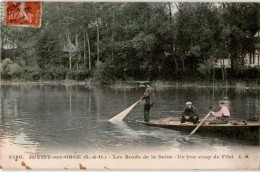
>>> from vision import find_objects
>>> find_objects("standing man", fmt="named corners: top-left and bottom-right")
top-left (140, 83), bottom-right (154, 122)
top-left (181, 102), bottom-right (199, 124)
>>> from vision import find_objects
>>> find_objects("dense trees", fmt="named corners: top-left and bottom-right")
top-left (1, 2), bottom-right (259, 83)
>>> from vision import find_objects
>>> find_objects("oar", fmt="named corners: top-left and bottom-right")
top-left (188, 107), bottom-right (212, 137)
top-left (161, 111), bottom-right (183, 113)
top-left (108, 100), bottom-right (140, 124)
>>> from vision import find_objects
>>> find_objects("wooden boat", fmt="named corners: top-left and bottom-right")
top-left (136, 117), bottom-right (260, 143)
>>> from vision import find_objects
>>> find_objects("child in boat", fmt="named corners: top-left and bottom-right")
top-left (209, 101), bottom-right (230, 124)
top-left (181, 102), bottom-right (199, 124)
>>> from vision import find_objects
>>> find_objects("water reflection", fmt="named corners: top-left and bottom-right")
top-left (0, 85), bottom-right (259, 152)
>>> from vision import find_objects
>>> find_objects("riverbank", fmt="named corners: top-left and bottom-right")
top-left (1, 79), bottom-right (260, 90)
top-left (151, 80), bottom-right (260, 90)
top-left (0, 80), bottom-right (93, 87)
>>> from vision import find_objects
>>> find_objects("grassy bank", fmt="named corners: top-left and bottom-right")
top-left (151, 80), bottom-right (260, 90)
top-left (1, 80), bottom-right (93, 87)
top-left (1, 79), bottom-right (259, 90)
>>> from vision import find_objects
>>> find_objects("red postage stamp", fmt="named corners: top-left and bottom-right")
top-left (5, 2), bottom-right (42, 28)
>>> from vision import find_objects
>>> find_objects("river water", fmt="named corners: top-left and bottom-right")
top-left (0, 85), bottom-right (259, 154)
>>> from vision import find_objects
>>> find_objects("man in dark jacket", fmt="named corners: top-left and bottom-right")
top-left (140, 84), bottom-right (154, 122)
top-left (181, 101), bottom-right (199, 124)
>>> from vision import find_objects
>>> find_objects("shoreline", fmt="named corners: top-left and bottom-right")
top-left (1, 80), bottom-right (260, 90)
top-left (0, 80), bottom-right (93, 87)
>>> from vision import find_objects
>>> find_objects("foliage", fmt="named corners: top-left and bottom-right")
top-left (93, 61), bottom-right (117, 84)
top-left (0, 2), bottom-right (259, 82)
top-left (66, 69), bottom-right (91, 81)
top-left (1, 58), bottom-right (22, 79)
top-left (22, 66), bottom-right (41, 81)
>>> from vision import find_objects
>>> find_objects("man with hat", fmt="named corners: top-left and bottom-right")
top-left (140, 83), bottom-right (154, 122)
top-left (181, 101), bottom-right (199, 124)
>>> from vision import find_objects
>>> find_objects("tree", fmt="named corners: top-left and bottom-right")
top-left (221, 3), bottom-right (259, 74)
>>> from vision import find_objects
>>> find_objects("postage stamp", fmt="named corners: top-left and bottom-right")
top-left (5, 2), bottom-right (42, 28)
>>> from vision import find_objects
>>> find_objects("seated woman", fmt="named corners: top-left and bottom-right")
top-left (181, 102), bottom-right (199, 124)
top-left (209, 101), bottom-right (230, 124)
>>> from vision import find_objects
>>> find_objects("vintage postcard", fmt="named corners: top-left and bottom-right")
top-left (0, 1), bottom-right (259, 170)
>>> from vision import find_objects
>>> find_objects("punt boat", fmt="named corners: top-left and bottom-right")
top-left (136, 117), bottom-right (260, 143)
